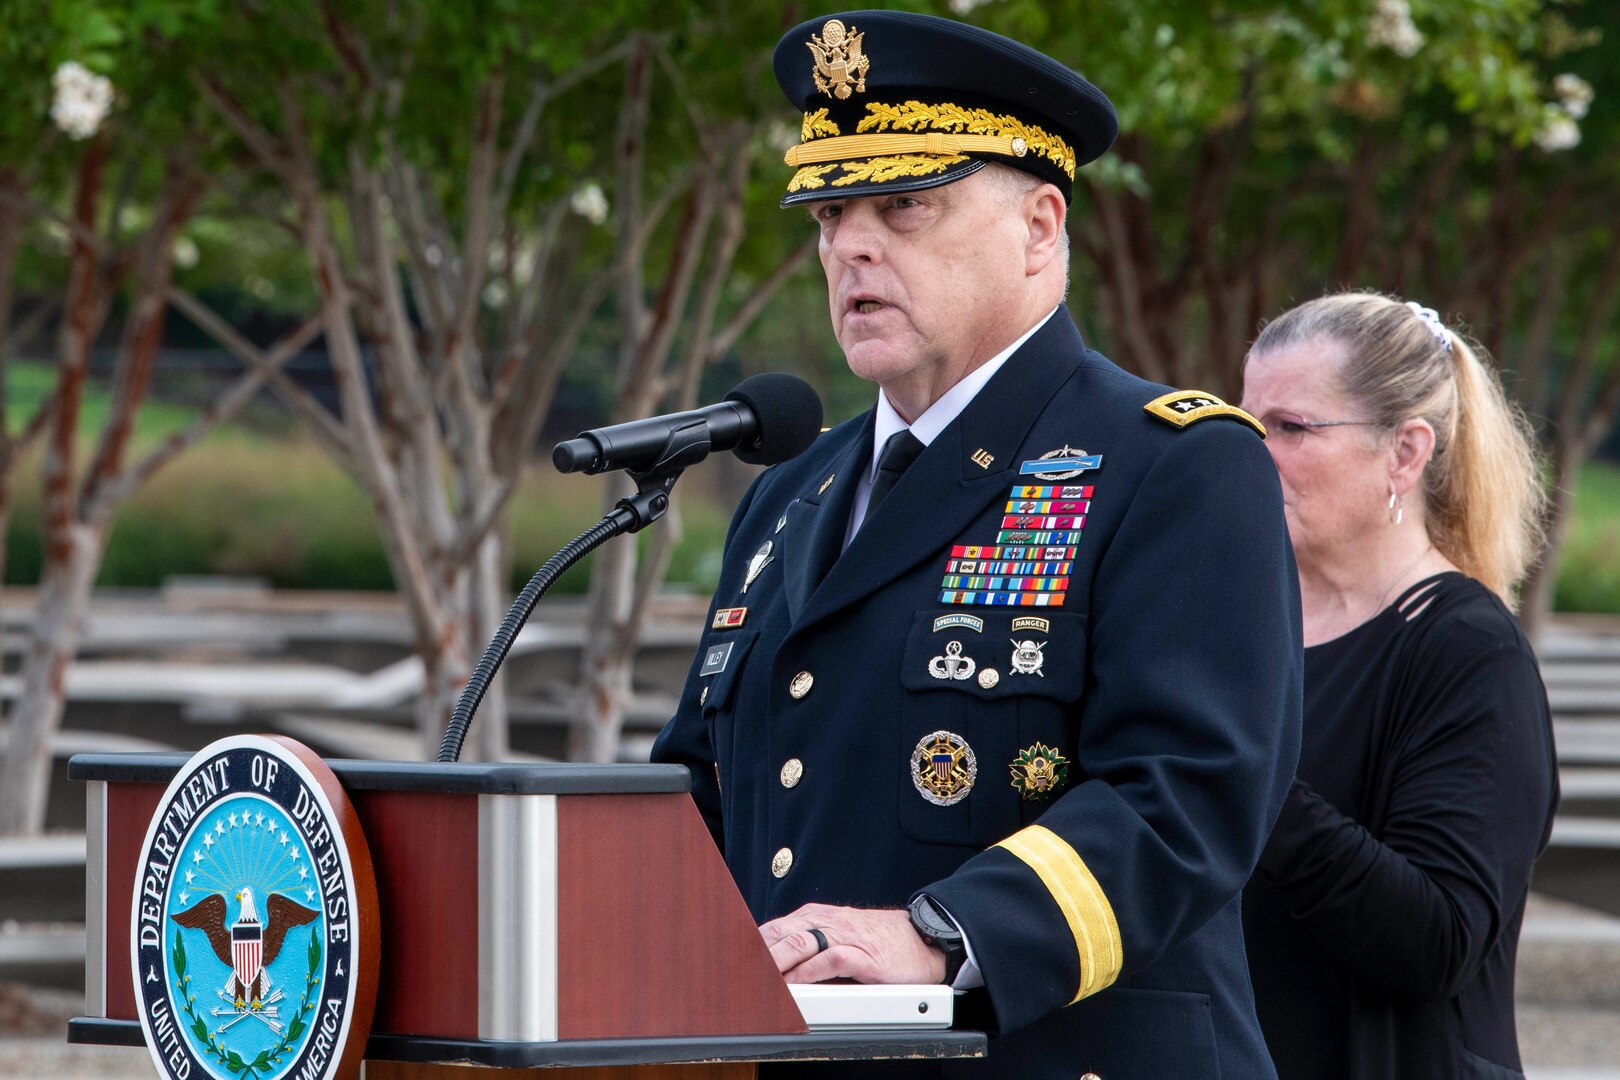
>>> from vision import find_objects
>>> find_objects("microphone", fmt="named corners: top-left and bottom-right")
top-left (552, 372), bottom-right (823, 475)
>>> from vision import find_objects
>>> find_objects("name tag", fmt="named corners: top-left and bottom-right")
top-left (700, 640), bottom-right (735, 677)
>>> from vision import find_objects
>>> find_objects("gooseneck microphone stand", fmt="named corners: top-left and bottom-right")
top-left (435, 423), bottom-right (715, 763)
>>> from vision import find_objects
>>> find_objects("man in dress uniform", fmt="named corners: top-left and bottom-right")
top-left (652, 10), bottom-right (1302, 1077)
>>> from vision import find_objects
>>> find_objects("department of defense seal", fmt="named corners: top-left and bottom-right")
top-left (131, 735), bottom-right (377, 1080)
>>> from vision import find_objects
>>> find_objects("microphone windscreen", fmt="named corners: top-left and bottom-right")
top-left (726, 372), bottom-right (824, 466)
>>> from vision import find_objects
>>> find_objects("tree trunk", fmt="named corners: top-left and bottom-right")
top-left (1519, 438), bottom-right (1582, 640)
top-left (0, 523), bottom-right (105, 833)
top-left (469, 524), bottom-right (510, 761)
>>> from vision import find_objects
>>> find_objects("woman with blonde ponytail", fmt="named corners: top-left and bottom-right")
top-left (1237, 292), bottom-right (1558, 1079)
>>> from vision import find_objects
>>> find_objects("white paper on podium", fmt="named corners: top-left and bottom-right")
top-left (788, 983), bottom-right (956, 1031)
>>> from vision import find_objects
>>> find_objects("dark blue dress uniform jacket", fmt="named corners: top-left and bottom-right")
top-left (653, 310), bottom-right (1303, 1079)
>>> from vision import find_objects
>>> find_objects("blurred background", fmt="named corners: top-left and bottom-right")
top-left (1, 0), bottom-right (1618, 1074)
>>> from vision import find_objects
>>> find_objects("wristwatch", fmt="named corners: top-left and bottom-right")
top-left (907, 893), bottom-right (967, 985)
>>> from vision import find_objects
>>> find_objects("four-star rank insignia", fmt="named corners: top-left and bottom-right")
top-left (807, 19), bottom-right (869, 100)
top-left (1143, 390), bottom-right (1266, 436)
top-left (1010, 742), bottom-right (1069, 801)
top-left (911, 730), bottom-right (977, 806)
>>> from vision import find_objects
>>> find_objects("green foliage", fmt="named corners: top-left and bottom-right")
top-left (1555, 461), bottom-right (1620, 614)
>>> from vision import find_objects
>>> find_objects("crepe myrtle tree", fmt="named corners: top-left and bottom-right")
top-left (948, 0), bottom-right (1611, 625)
top-left (0, 0), bottom-right (322, 834)
top-left (176, 0), bottom-right (813, 761)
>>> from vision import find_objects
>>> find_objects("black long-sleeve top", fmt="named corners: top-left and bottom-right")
top-left (1243, 572), bottom-right (1559, 1079)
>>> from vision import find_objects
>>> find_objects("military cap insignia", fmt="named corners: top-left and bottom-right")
top-left (1144, 390), bottom-right (1266, 437)
top-left (911, 730), bottom-right (977, 806)
top-left (1010, 743), bottom-right (1069, 801)
top-left (807, 19), bottom-right (869, 100)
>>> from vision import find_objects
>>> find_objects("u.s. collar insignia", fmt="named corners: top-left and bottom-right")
top-left (1021, 446), bottom-right (1103, 480)
top-left (1144, 390), bottom-right (1267, 437)
top-left (131, 735), bottom-right (377, 1080)
top-left (911, 730), bottom-right (977, 806)
top-left (1010, 742), bottom-right (1069, 801)
top-left (742, 540), bottom-right (774, 593)
top-left (807, 19), bottom-right (869, 100)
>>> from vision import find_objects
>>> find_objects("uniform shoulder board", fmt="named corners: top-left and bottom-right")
top-left (1143, 390), bottom-right (1266, 437)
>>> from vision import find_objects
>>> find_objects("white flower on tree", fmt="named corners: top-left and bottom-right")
top-left (1368, 0), bottom-right (1424, 58)
top-left (1553, 73), bottom-right (1594, 120)
top-left (570, 183), bottom-right (609, 226)
top-left (1533, 109), bottom-right (1580, 152)
top-left (50, 61), bottom-right (115, 140)
top-left (947, 0), bottom-right (1001, 14)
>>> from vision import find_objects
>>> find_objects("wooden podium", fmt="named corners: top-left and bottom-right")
top-left (66, 753), bottom-right (985, 1078)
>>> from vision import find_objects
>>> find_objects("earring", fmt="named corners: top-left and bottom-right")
top-left (1388, 489), bottom-right (1403, 526)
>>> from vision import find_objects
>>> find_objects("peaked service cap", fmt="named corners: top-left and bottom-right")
top-left (774, 10), bottom-right (1117, 207)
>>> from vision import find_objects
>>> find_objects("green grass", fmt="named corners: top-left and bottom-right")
top-left (1, 362), bottom-right (736, 594)
top-left (10, 361), bottom-right (1620, 611)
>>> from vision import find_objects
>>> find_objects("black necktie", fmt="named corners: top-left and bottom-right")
top-left (865, 430), bottom-right (926, 523)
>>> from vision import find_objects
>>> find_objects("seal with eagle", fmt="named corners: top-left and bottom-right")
top-left (172, 887), bottom-right (319, 1008)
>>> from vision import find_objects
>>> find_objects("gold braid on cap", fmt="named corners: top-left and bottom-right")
top-left (787, 154), bottom-right (968, 193)
top-left (785, 101), bottom-right (1076, 180)
top-left (860, 101), bottom-right (1076, 178)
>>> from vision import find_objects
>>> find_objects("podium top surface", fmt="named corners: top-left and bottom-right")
top-left (67, 752), bottom-right (691, 795)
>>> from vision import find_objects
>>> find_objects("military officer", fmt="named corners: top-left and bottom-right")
top-left (652, 10), bottom-right (1303, 1078)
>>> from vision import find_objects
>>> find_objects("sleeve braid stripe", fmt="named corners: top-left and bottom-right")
top-left (994, 824), bottom-right (1123, 1002)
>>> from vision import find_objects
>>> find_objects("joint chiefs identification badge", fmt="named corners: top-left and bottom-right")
top-left (1010, 742), bottom-right (1070, 801)
top-left (911, 730), bottom-right (978, 806)
top-left (132, 735), bottom-right (378, 1080)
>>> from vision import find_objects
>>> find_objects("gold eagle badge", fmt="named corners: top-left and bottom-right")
top-left (807, 19), bottom-right (869, 100)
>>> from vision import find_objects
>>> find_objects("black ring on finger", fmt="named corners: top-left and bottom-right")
top-left (808, 927), bottom-right (829, 954)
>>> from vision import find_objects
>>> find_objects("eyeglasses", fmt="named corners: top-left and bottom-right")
top-left (1255, 413), bottom-right (1387, 447)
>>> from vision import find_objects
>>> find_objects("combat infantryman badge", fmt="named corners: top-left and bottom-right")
top-left (131, 735), bottom-right (377, 1080)
top-left (911, 730), bottom-right (978, 806)
top-left (1010, 638), bottom-right (1046, 677)
top-left (807, 19), bottom-right (869, 100)
top-left (1022, 446), bottom-right (1103, 481)
top-left (1010, 742), bottom-right (1070, 801)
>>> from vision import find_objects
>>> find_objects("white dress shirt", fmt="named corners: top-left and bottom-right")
top-left (842, 306), bottom-right (1060, 552)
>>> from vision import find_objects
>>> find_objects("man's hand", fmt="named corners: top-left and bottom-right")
top-left (760, 903), bottom-right (946, 984)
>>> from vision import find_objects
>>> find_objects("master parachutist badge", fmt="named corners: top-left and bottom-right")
top-left (1010, 639), bottom-right (1046, 677)
top-left (1010, 742), bottom-right (1069, 801)
top-left (911, 730), bottom-right (977, 806)
top-left (807, 19), bottom-right (869, 100)
top-left (928, 640), bottom-right (977, 681)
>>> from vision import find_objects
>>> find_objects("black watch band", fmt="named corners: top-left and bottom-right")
top-left (907, 894), bottom-right (967, 984)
